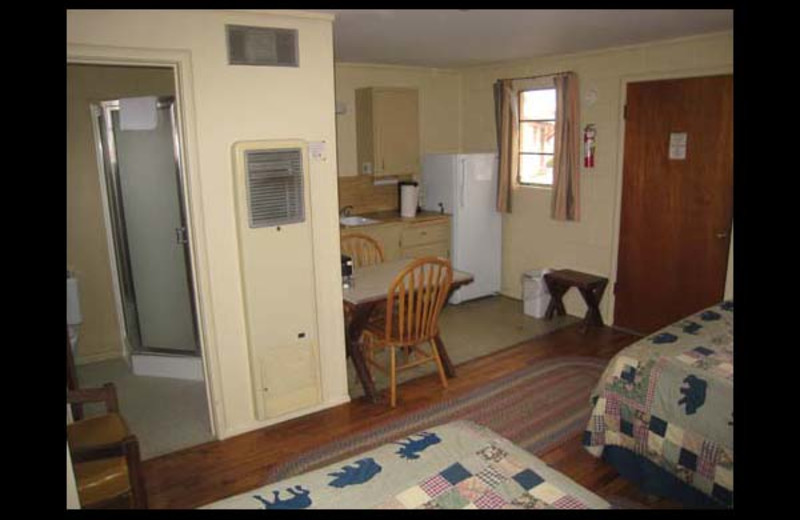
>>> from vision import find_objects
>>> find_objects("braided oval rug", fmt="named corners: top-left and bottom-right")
top-left (265, 356), bottom-right (607, 483)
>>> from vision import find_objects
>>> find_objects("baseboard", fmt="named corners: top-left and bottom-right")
top-left (75, 350), bottom-right (123, 366)
top-left (218, 393), bottom-right (352, 440)
top-left (131, 353), bottom-right (205, 381)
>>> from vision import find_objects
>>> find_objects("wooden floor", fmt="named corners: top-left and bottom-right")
top-left (142, 324), bottom-right (680, 509)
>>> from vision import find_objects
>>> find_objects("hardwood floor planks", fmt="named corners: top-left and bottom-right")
top-left (142, 324), bottom-right (679, 509)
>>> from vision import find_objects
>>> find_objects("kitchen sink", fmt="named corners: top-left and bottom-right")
top-left (340, 215), bottom-right (381, 227)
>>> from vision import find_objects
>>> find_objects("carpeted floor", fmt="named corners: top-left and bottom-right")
top-left (268, 356), bottom-right (605, 483)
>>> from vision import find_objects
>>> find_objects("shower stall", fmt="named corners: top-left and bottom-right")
top-left (93, 96), bottom-right (202, 367)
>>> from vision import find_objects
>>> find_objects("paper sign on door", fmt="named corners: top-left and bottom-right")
top-left (669, 132), bottom-right (688, 160)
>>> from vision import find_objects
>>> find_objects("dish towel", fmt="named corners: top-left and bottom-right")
top-left (119, 96), bottom-right (158, 131)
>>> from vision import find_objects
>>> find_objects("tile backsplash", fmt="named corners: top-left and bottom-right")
top-left (338, 175), bottom-right (415, 214)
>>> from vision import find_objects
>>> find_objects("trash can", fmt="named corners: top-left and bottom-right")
top-left (522, 269), bottom-right (551, 318)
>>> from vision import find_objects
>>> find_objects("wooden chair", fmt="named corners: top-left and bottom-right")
top-left (360, 257), bottom-right (453, 407)
top-left (67, 383), bottom-right (148, 509)
top-left (341, 232), bottom-right (387, 325)
top-left (340, 232), bottom-right (385, 268)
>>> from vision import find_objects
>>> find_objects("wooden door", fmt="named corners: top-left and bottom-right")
top-left (614, 75), bottom-right (733, 334)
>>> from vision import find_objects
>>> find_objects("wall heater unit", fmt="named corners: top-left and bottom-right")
top-left (232, 140), bottom-right (321, 420)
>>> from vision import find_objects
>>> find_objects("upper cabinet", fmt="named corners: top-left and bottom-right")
top-left (355, 87), bottom-right (420, 177)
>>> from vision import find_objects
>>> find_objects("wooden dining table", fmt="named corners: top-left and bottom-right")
top-left (342, 258), bottom-right (474, 403)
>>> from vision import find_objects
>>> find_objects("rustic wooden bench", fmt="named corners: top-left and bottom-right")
top-left (543, 269), bottom-right (609, 333)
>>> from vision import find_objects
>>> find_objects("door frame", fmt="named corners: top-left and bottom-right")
top-left (68, 44), bottom-right (224, 439)
top-left (93, 97), bottom-right (203, 356)
top-left (607, 65), bottom-right (734, 327)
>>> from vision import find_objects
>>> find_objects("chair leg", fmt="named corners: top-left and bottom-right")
top-left (122, 436), bottom-right (148, 509)
top-left (429, 340), bottom-right (448, 389)
top-left (389, 346), bottom-right (397, 408)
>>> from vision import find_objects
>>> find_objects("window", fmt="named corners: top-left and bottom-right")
top-left (518, 88), bottom-right (556, 186)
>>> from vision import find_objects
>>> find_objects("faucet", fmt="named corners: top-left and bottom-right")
top-left (340, 205), bottom-right (354, 217)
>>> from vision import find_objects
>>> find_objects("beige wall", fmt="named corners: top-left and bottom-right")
top-left (67, 440), bottom-right (80, 508)
top-left (456, 32), bottom-right (734, 321)
top-left (334, 63), bottom-right (461, 177)
top-left (67, 9), bottom-right (348, 439)
top-left (67, 64), bottom-right (176, 364)
top-left (724, 226), bottom-right (733, 300)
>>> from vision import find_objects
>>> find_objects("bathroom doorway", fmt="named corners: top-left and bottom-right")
top-left (93, 96), bottom-right (200, 357)
top-left (67, 63), bottom-right (213, 458)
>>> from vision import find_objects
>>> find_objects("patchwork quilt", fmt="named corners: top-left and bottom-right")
top-left (204, 420), bottom-right (610, 509)
top-left (583, 301), bottom-right (733, 506)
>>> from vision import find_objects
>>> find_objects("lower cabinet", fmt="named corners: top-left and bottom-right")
top-left (341, 217), bottom-right (450, 263)
top-left (343, 222), bottom-right (403, 261)
top-left (401, 241), bottom-right (449, 260)
top-left (400, 220), bottom-right (450, 259)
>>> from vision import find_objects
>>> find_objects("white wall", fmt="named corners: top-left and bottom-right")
top-left (67, 9), bottom-right (349, 439)
top-left (724, 225), bottom-right (733, 300)
top-left (67, 404), bottom-right (80, 509)
top-left (67, 441), bottom-right (80, 509)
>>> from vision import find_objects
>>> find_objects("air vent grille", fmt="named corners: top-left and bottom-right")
top-left (245, 149), bottom-right (305, 228)
top-left (227, 25), bottom-right (299, 67)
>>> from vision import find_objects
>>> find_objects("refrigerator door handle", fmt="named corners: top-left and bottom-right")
top-left (459, 158), bottom-right (467, 208)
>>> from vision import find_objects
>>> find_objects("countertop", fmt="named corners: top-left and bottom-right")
top-left (340, 210), bottom-right (450, 228)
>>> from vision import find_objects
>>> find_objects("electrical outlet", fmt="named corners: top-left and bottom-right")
top-left (362, 162), bottom-right (373, 175)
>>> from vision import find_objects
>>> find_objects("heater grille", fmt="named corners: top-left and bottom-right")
top-left (245, 148), bottom-right (305, 228)
top-left (226, 25), bottom-right (299, 67)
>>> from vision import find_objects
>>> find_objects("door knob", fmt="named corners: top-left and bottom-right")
top-left (715, 232), bottom-right (727, 239)
top-left (176, 227), bottom-right (188, 244)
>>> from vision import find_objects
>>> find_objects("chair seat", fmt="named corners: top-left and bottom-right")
top-left (74, 456), bottom-right (131, 506)
top-left (362, 316), bottom-right (439, 347)
top-left (67, 413), bottom-right (130, 451)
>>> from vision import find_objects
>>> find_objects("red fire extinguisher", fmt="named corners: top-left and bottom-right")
top-left (584, 124), bottom-right (596, 168)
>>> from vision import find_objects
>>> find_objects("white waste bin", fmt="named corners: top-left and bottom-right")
top-left (522, 269), bottom-right (551, 318)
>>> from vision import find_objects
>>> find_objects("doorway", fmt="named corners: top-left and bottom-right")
top-left (67, 63), bottom-right (213, 458)
top-left (614, 75), bottom-right (733, 334)
top-left (93, 96), bottom-right (200, 357)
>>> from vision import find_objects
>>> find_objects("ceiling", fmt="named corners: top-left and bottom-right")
top-left (309, 9), bottom-right (733, 68)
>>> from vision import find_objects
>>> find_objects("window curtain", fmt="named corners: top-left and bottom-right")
top-left (493, 79), bottom-right (518, 213)
top-left (551, 72), bottom-right (581, 221)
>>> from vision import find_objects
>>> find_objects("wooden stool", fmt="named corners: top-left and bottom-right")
top-left (543, 269), bottom-right (608, 333)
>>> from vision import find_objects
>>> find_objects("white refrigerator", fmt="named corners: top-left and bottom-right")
top-left (421, 153), bottom-right (502, 304)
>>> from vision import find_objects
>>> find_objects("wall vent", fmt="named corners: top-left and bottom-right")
top-left (226, 25), bottom-right (299, 67)
top-left (245, 148), bottom-right (305, 228)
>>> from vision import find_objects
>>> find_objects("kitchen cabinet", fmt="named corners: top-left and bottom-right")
top-left (400, 219), bottom-right (450, 259)
top-left (342, 222), bottom-right (403, 261)
top-left (341, 214), bottom-right (450, 264)
top-left (355, 87), bottom-right (420, 177)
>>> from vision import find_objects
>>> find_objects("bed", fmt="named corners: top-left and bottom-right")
top-left (204, 420), bottom-right (610, 509)
top-left (583, 301), bottom-right (733, 507)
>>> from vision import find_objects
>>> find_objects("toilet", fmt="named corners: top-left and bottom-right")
top-left (67, 271), bottom-right (82, 355)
